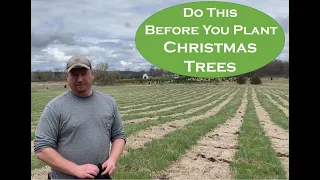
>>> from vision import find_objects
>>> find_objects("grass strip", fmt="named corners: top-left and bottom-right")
top-left (112, 87), bottom-right (245, 179)
top-left (231, 87), bottom-right (287, 179)
top-left (261, 88), bottom-right (289, 109)
top-left (254, 87), bottom-right (289, 130)
top-left (121, 87), bottom-right (233, 120)
top-left (122, 87), bottom-right (218, 113)
top-left (124, 88), bottom-right (237, 136)
top-left (117, 86), bottom-right (209, 107)
top-left (267, 88), bottom-right (289, 102)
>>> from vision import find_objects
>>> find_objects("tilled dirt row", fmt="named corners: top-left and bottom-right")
top-left (124, 88), bottom-right (240, 151)
top-left (31, 88), bottom-right (231, 180)
top-left (252, 88), bottom-right (289, 178)
top-left (269, 88), bottom-right (289, 97)
top-left (120, 87), bottom-right (214, 113)
top-left (31, 87), bottom-right (235, 180)
top-left (153, 87), bottom-right (248, 180)
top-left (263, 88), bottom-right (289, 106)
top-left (121, 88), bottom-right (229, 116)
top-left (119, 86), bottom-right (209, 109)
top-left (256, 88), bottom-right (289, 118)
top-left (31, 88), bottom-right (234, 180)
top-left (123, 88), bottom-right (234, 125)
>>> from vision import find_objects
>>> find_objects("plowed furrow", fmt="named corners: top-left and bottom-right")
top-left (125, 88), bottom-right (240, 150)
top-left (252, 88), bottom-right (289, 178)
top-left (155, 87), bottom-right (248, 180)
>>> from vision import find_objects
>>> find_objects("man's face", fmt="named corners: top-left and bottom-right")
top-left (66, 68), bottom-right (94, 96)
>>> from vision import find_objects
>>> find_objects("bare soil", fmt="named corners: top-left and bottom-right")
top-left (31, 81), bottom-right (67, 88)
top-left (31, 166), bottom-right (51, 180)
top-left (252, 88), bottom-right (289, 178)
top-left (120, 88), bottom-right (206, 112)
top-left (124, 88), bottom-right (240, 150)
top-left (123, 88), bottom-right (230, 125)
top-left (153, 88), bottom-right (248, 180)
top-left (121, 88), bottom-right (227, 116)
top-left (270, 88), bottom-right (289, 97)
top-left (264, 89), bottom-right (289, 106)
top-left (257, 88), bottom-right (289, 118)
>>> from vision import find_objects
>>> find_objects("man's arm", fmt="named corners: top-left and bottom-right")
top-left (101, 139), bottom-right (125, 176)
top-left (109, 138), bottom-right (126, 163)
top-left (101, 99), bottom-right (126, 176)
top-left (34, 105), bottom-right (77, 175)
top-left (110, 98), bottom-right (127, 145)
top-left (35, 148), bottom-right (79, 176)
top-left (34, 105), bottom-right (99, 178)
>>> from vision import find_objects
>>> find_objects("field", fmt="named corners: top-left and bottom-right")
top-left (31, 78), bottom-right (289, 179)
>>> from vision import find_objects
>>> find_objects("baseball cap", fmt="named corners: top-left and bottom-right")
top-left (66, 55), bottom-right (92, 72)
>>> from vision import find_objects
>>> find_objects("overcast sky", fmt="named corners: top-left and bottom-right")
top-left (31, 0), bottom-right (289, 72)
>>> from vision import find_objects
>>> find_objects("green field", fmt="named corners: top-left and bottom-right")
top-left (31, 78), bottom-right (289, 179)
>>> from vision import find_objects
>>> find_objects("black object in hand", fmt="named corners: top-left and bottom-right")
top-left (94, 163), bottom-right (112, 179)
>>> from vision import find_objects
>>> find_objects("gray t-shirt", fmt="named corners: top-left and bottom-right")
top-left (34, 90), bottom-right (126, 179)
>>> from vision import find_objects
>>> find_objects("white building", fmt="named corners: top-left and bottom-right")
top-left (142, 73), bottom-right (152, 79)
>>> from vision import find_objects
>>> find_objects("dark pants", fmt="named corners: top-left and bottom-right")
top-left (48, 172), bottom-right (112, 179)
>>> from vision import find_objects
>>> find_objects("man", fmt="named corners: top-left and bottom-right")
top-left (34, 55), bottom-right (126, 179)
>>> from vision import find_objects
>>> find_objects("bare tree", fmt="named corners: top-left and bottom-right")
top-left (94, 62), bottom-right (109, 85)
top-left (54, 68), bottom-right (62, 81)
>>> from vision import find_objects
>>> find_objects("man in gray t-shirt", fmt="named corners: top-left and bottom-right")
top-left (34, 56), bottom-right (126, 179)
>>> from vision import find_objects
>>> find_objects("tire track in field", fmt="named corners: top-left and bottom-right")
top-left (252, 87), bottom-right (289, 178)
top-left (125, 88), bottom-right (240, 150)
top-left (154, 87), bottom-right (248, 180)
top-left (123, 87), bottom-right (232, 125)
top-left (256, 88), bottom-right (289, 118)
top-left (121, 87), bottom-right (229, 116)
top-left (120, 87), bottom-right (216, 114)
top-left (263, 88), bottom-right (289, 106)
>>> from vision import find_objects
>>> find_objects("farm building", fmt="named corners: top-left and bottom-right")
top-left (142, 73), bottom-right (152, 79)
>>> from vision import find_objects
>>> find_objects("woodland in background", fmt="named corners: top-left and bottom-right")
top-left (31, 60), bottom-right (288, 85)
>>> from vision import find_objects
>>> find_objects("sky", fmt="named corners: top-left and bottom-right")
top-left (31, 0), bottom-right (289, 72)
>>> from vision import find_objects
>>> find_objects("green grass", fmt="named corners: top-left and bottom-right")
top-left (255, 88), bottom-right (289, 130)
top-left (231, 87), bottom-right (287, 179)
top-left (267, 88), bottom-right (289, 102)
top-left (31, 154), bottom-right (47, 170)
top-left (117, 84), bottom-right (211, 107)
top-left (124, 88), bottom-right (238, 136)
top-left (31, 82), bottom-right (289, 179)
top-left (112, 87), bottom-right (245, 179)
top-left (31, 131), bottom-right (35, 141)
top-left (121, 87), bottom-right (218, 114)
top-left (121, 87), bottom-right (232, 120)
top-left (261, 88), bottom-right (289, 109)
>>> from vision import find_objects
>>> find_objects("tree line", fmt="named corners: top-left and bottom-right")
top-left (31, 60), bottom-right (289, 84)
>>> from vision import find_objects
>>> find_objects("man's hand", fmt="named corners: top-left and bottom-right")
top-left (101, 159), bottom-right (116, 176)
top-left (74, 164), bottom-right (100, 179)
